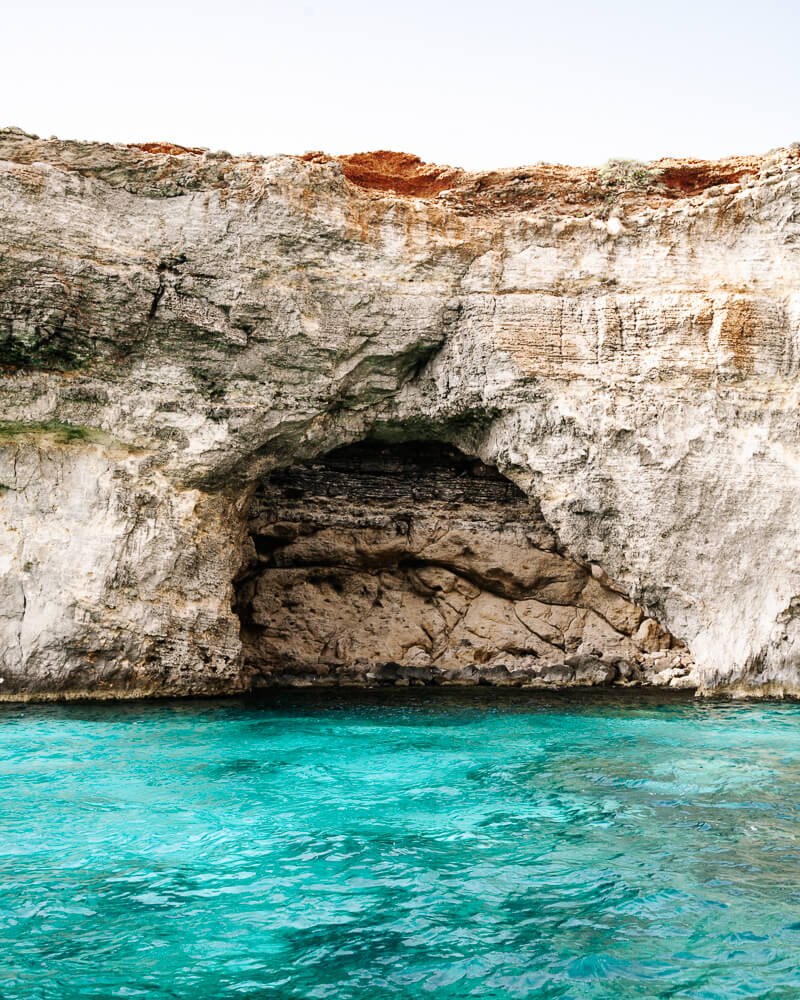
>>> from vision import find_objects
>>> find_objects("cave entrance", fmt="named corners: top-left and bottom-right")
top-left (234, 441), bottom-right (681, 687)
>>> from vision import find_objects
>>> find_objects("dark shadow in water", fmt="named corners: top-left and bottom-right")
top-left (0, 685), bottom-right (781, 727)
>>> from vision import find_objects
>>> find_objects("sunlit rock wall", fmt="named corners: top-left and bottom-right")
top-left (1, 127), bottom-right (799, 697)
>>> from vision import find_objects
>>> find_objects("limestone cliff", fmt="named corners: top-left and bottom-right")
top-left (1, 126), bottom-right (798, 698)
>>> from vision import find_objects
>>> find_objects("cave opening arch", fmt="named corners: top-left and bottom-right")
top-left (233, 439), bottom-right (688, 688)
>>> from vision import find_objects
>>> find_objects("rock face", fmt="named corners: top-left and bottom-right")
top-left (237, 442), bottom-right (688, 688)
top-left (1, 127), bottom-right (799, 698)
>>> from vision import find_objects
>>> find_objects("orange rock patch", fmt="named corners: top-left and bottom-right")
top-left (301, 150), bottom-right (463, 197)
top-left (656, 156), bottom-right (761, 195)
top-left (337, 151), bottom-right (463, 197)
top-left (300, 148), bottom-right (796, 217)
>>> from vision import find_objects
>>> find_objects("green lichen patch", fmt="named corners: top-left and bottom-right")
top-left (0, 420), bottom-right (108, 445)
top-left (0, 340), bottom-right (86, 373)
top-left (598, 158), bottom-right (661, 191)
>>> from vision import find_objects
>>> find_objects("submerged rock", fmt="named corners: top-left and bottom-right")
top-left (1, 131), bottom-right (799, 697)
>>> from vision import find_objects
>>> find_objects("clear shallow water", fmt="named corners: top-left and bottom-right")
top-left (2, 691), bottom-right (800, 999)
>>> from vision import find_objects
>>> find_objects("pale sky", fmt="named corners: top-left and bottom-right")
top-left (5, 0), bottom-right (799, 170)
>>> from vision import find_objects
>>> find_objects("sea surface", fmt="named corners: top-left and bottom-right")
top-left (2, 690), bottom-right (800, 999)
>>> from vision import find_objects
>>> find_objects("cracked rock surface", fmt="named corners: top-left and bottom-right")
top-left (1, 128), bottom-right (800, 698)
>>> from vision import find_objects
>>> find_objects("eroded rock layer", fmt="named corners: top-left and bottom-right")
top-left (237, 443), bottom-right (690, 687)
top-left (2, 127), bottom-right (800, 698)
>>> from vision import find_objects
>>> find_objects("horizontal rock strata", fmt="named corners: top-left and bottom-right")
top-left (1, 127), bottom-right (800, 698)
top-left (237, 443), bottom-right (691, 688)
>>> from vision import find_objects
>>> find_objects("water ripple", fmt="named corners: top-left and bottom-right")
top-left (1, 690), bottom-right (800, 998)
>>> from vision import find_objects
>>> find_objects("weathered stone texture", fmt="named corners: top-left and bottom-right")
top-left (236, 443), bottom-right (689, 688)
top-left (1, 128), bottom-right (799, 697)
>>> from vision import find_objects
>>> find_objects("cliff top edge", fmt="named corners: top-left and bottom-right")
top-left (2, 126), bottom-right (798, 217)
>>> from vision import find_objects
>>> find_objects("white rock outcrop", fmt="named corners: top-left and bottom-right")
top-left (1, 130), bottom-right (799, 698)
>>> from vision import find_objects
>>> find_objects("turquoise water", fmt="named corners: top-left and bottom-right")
top-left (2, 691), bottom-right (800, 999)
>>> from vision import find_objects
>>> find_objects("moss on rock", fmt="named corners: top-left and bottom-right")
top-left (0, 421), bottom-right (107, 444)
